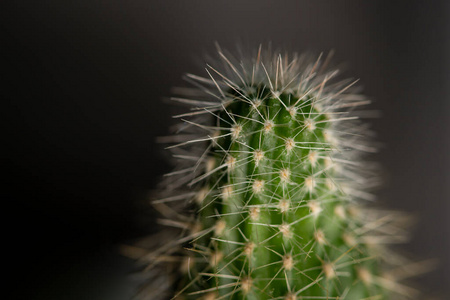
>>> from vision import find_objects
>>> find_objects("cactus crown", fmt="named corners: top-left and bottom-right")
top-left (137, 45), bottom-right (418, 300)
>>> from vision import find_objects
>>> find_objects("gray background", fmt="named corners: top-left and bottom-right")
top-left (3, 0), bottom-right (449, 299)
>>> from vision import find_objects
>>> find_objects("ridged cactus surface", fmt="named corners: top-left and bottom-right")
top-left (129, 46), bottom-right (421, 300)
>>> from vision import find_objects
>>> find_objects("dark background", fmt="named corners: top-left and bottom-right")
top-left (3, 1), bottom-right (449, 299)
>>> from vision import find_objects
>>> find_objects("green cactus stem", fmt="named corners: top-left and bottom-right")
top-left (129, 46), bottom-right (421, 300)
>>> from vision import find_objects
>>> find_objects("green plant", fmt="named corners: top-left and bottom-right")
top-left (127, 45), bottom-right (422, 300)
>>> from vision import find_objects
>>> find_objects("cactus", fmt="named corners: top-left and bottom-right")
top-left (128, 45), bottom-right (422, 300)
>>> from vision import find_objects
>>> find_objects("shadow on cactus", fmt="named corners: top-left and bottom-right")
top-left (123, 45), bottom-right (430, 300)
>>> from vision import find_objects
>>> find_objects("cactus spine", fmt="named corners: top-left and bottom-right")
top-left (138, 46), bottom-right (418, 300)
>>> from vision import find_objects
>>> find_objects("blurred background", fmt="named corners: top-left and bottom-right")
top-left (2, 1), bottom-right (449, 299)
